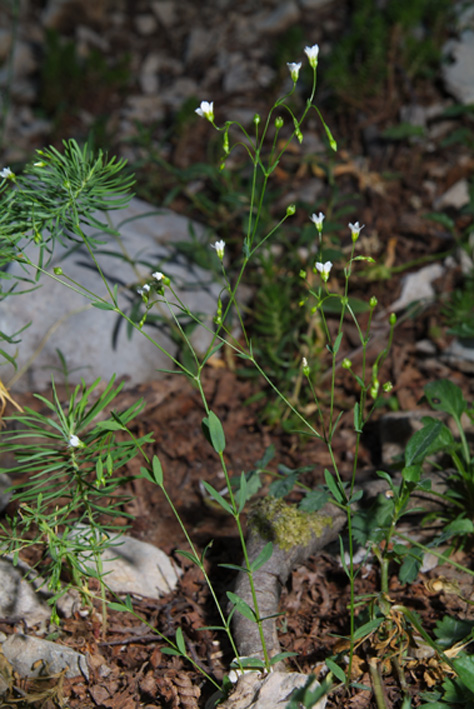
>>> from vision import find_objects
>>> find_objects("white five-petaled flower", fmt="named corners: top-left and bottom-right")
top-left (349, 221), bottom-right (365, 241)
top-left (195, 100), bottom-right (214, 122)
top-left (0, 166), bottom-right (14, 180)
top-left (211, 239), bottom-right (226, 260)
top-left (68, 434), bottom-right (82, 448)
top-left (152, 271), bottom-right (164, 282)
top-left (304, 44), bottom-right (319, 69)
top-left (315, 260), bottom-right (333, 282)
top-left (287, 61), bottom-right (302, 83)
top-left (310, 212), bottom-right (325, 232)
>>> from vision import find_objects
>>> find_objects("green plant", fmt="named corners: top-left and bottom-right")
top-left (39, 28), bottom-right (130, 145)
top-left (442, 271), bottom-right (474, 339)
top-left (1, 42), bottom-right (473, 707)
top-left (0, 376), bottom-right (152, 626)
top-left (325, 0), bottom-right (454, 107)
top-left (1, 47), bottom-right (338, 690)
top-left (353, 378), bottom-right (474, 578)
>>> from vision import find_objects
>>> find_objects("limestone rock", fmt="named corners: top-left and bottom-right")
top-left (72, 528), bottom-right (182, 597)
top-left (443, 32), bottom-right (474, 105)
top-left (0, 560), bottom-right (51, 629)
top-left (389, 263), bottom-right (443, 312)
top-left (1, 633), bottom-right (89, 679)
top-left (220, 671), bottom-right (327, 709)
top-left (1, 199), bottom-right (222, 392)
top-left (434, 179), bottom-right (470, 210)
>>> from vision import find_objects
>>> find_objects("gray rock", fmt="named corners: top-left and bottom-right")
top-left (0, 473), bottom-right (12, 514)
top-left (443, 29), bottom-right (474, 104)
top-left (389, 263), bottom-right (443, 312)
top-left (442, 338), bottom-right (474, 374)
top-left (221, 671), bottom-right (326, 709)
top-left (72, 528), bottom-right (182, 597)
top-left (140, 52), bottom-right (162, 94)
top-left (1, 633), bottom-right (89, 679)
top-left (186, 27), bottom-right (219, 65)
top-left (414, 0), bottom-right (474, 107)
top-left (434, 179), bottom-right (470, 210)
top-left (76, 25), bottom-right (110, 54)
top-left (1, 199), bottom-right (222, 392)
top-left (0, 560), bottom-right (51, 628)
top-left (123, 94), bottom-right (165, 124)
top-left (135, 13), bottom-right (158, 36)
top-left (0, 557), bottom-right (81, 627)
top-left (254, 2), bottom-right (301, 35)
top-left (0, 41), bottom-right (36, 86)
top-left (162, 77), bottom-right (199, 109)
top-left (151, 1), bottom-right (178, 28)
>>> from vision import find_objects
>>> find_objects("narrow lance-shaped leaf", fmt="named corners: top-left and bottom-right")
top-left (324, 468), bottom-right (344, 503)
top-left (152, 455), bottom-right (164, 487)
top-left (226, 591), bottom-right (257, 622)
top-left (175, 627), bottom-right (186, 655)
top-left (201, 480), bottom-right (233, 515)
top-left (207, 410), bottom-right (226, 453)
top-left (237, 471), bottom-right (247, 513)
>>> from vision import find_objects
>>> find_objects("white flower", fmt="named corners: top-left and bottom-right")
top-left (304, 44), bottom-right (319, 69)
top-left (211, 239), bottom-right (226, 260)
top-left (152, 271), bottom-right (164, 282)
top-left (195, 100), bottom-right (214, 122)
top-left (287, 61), bottom-right (302, 83)
top-left (137, 283), bottom-right (151, 296)
top-left (349, 221), bottom-right (364, 241)
top-left (0, 167), bottom-right (14, 180)
top-left (310, 212), bottom-right (325, 231)
top-left (315, 260), bottom-right (333, 282)
top-left (68, 434), bottom-right (82, 448)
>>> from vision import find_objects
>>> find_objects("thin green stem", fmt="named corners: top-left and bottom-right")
top-left (158, 482), bottom-right (243, 668)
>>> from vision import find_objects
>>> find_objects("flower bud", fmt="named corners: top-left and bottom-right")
top-left (211, 239), bottom-right (226, 260)
top-left (302, 357), bottom-right (310, 376)
top-left (223, 131), bottom-right (229, 155)
top-left (315, 260), bottom-right (333, 283)
top-left (53, 267), bottom-right (63, 276)
top-left (287, 61), bottom-right (302, 83)
top-left (275, 116), bottom-right (284, 130)
top-left (68, 434), bottom-right (84, 448)
top-left (310, 212), bottom-right (325, 233)
top-left (349, 221), bottom-right (364, 242)
top-left (195, 100), bottom-right (214, 122)
top-left (370, 380), bottom-right (380, 398)
top-left (304, 44), bottom-right (320, 69)
top-left (286, 204), bottom-right (296, 217)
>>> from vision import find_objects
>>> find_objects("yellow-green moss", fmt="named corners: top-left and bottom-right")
top-left (249, 497), bottom-right (332, 551)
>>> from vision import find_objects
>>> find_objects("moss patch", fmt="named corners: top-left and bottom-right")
top-left (249, 497), bottom-right (332, 551)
